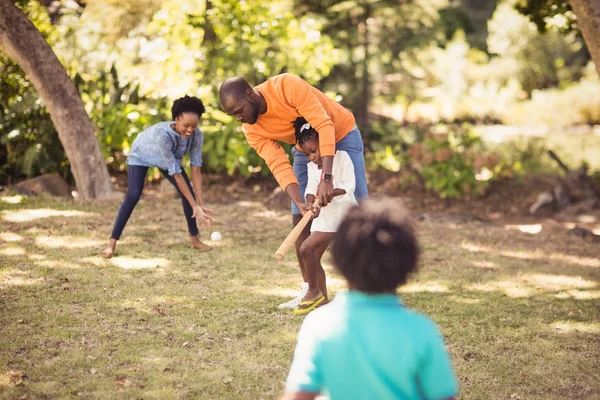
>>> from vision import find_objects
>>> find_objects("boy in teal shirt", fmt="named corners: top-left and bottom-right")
top-left (283, 198), bottom-right (458, 400)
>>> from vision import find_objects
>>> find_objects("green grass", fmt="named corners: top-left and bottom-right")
top-left (1, 193), bottom-right (599, 399)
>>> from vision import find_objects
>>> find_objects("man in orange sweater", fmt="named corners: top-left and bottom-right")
top-left (219, 73), bottom-right (368, 308)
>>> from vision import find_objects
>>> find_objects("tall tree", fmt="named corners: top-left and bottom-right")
top-left (0, 0), bottom-right (113, 199)
top-left (569, 0), bottom-right (600, 76)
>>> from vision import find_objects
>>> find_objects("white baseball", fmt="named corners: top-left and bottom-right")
top-left (211, 231), bottom-right (222, 241)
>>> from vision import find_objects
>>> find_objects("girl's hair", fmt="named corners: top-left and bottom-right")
top-left (293, 117), bottom-right (318, 145)
top-left (171, 95), bottom-right (206, 120)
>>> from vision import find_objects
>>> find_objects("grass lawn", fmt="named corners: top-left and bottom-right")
top-left (1, 192), bottom-right (599, 399)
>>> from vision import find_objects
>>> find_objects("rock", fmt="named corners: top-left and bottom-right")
top-left (14, 173), bottom-right (72, 198)
top-left (160, 178), bottom-right (179, 199)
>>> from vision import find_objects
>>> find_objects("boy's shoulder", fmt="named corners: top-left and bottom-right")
top-left (305, 294), bottom-right (442, 340)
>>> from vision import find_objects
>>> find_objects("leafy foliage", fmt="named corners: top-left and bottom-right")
top-left (514, 0), bottom-right (576, 33)
top-left (0, 1), bottom-right (68, 183)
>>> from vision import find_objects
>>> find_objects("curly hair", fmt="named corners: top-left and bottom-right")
top-left (331, 198), bottom-right (420, 294)
top-left (293, 117), bottom-right (319, 146)
top-left (171, 95), bottom-right (206, 120)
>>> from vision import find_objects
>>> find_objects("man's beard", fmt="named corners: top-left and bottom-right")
top-left (247, 102), bottom-right (260, 124)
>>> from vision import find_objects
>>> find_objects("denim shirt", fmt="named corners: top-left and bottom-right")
top-left (127, 121), bottom-right (204, 176)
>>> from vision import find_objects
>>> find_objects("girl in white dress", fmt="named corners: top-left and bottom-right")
top-left (293, 118), bottom-right (359, 315)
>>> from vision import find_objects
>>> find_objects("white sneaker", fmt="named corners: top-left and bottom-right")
top-left (278, 282), bottom-right (309, 309)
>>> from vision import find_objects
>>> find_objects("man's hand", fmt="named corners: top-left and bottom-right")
top-left (317, 180), bottom-right (334, 207)
top-left (192, 205), bottom-right (213, 227)
top-left (295, 202), bottom-right (312, 217)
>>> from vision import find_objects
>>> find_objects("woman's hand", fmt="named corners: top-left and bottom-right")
top-left (193, 205), bottom-right (213, 227)
top-left (201, 205), bottom-right (215, 215)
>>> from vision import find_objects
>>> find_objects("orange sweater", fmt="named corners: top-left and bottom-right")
top-left (242, 73), bottom-right (356, 190)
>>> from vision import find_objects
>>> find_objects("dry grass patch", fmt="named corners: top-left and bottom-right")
top-left (0, 193), bottom-right (599, 399)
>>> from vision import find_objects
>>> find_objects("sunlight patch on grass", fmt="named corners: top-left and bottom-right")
top-left (0, 275), bottom-right (44, 287)
top-left (237, 201), bottom-right (261, 208)
top-left (35, 235), bottom-right (103, 249)
top-left (34, 259), bottom-right (81, 269)
top-left (121, 296), bottom-right (196, 313)
top-left (552, 254), bottom-right (600, 268)
top-left (461, 242), bottom-right (600, 268)
top-left (550, 321), bottom-right (600, 334)
top-left (255, 287), bottom-right (301, 298)
top-left (0, 232), bottom-right (24, 242)
top-left (28, 254), bottom-right (46, 260)
top-left (464, 273), bottom-right (597, 297)
top-left (110, 257), bottom-right (171, 269)
top-left (0, 246), bottom-right (26, 256)
top-left (449, 295), bottom-right (481, 304)
top-left (554, 290), bottom-right (600, 300)
top-left (252, 209), bottom-right (288, 222)
top-left (504, 224), bottom-right (542, 234)
top-left (522, 273), bottom-right (597, 290)
top-left (400, 281), bottom-right (449, 293)
top-left (2, 208), bottom-right (96, 222)
top-left (465, 281), bottom-right (534, 298)
top-left (0, 194), bottom-right (23, 204)
top-left (470, 260), bottom-right (498, 269)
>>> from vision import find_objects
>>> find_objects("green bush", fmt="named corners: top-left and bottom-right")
top-left (407, 124), bottom-right (509, 198)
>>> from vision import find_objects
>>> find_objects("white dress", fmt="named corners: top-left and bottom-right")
top-left (306, 150), bottom-right (359, 233)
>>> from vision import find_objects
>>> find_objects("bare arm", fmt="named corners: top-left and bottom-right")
top-left (173, 173), bottom-right (197, 208)
top-left (173, 171), bottom-right (212, 225)
top-left (286, 183), bottom-right (312, 216)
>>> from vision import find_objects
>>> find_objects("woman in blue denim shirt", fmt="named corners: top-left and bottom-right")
top-left (101, 96), bottom-right (213, 258)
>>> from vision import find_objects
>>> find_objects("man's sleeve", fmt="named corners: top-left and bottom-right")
top-left (189, 129), bottom-right (204, 167)
top-left (280, 74), bottom-right (336, 157)
top-left (157, 133), bottom-right (182, 176)
top-left (243, 127), bottom-right (297, 189)
top-left (285, 315), bottom-right (323, 394)
top-left (416, 322), bottom-right (459, 400)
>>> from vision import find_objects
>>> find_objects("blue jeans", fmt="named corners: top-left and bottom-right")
top-left (110, 165), bottom-right (199, 239)
top-left (291, 126), bottom-right (369, 214)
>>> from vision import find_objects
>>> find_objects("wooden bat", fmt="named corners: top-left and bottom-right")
top-left (275, 199), bottom-right (320, 260)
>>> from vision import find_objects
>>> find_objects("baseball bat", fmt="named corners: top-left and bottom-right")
top-left (274, 199), bottom-right (320, 260)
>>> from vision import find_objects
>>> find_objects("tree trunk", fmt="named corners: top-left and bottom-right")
top-left (355, 5), bottom-right (371, 126)
top-left (0, 0), bottom-right (113, 200)
top-left (569, 0), bottom-right (600, 77)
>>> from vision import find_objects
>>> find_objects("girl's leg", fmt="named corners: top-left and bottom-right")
top-left (298, 231), bottom-right (335, 306)
top-left (161, 169), bottom-right (211, 251)
top-left (102, 165), bottom-right (148, 257)
top-left (292, 147), bottom-right (311, 282)
top-left (314, 241), bottom-right (330, 303)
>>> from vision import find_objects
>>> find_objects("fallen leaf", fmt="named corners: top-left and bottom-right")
top-left (9, 370), bottom-right (27, 386)
top-left (115, 376), bottom-right (131, 387)
top-left (186, 324), bottom-right (198, 331)
top-left (222, 376), bottom-right (233, 385)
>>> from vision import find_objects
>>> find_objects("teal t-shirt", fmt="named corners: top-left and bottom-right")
top-left (285, 291), bottom-right (458, 400)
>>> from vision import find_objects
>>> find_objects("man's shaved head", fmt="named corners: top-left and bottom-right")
top-left (219, 77), bottom-right (262, 125)
top-left (219, 77), bottom-right (252, 104)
